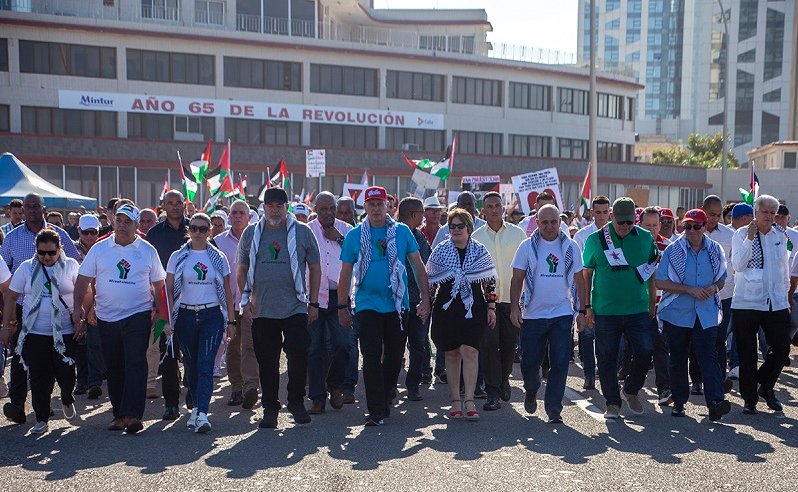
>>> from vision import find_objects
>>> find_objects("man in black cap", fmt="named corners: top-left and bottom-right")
top-left (238, 188), bottom-right (321, 429)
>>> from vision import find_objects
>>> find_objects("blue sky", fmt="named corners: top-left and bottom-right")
top-left (372, 0), bottom-right (578, 54)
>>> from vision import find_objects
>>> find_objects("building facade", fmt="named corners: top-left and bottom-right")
top-left (1, 0), bottom-right (707, 209)
top-left (578, 0), bottom-right (796, 163)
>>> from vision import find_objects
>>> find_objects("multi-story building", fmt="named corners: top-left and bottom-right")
top-left (0, 0), bottom-right (709, 209)
top-left (578, 0), bottom-right (796, 163)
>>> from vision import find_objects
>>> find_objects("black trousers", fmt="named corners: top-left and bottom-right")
top-left (480, 303), bottom-right (516, 399)
top-left (159, 330), bottom-right (185, 408)
top-left (8, 304), bottom-right (27, 408)
top-left (732, 307), bottom-right (791, 405)
top-left (357, 310), bottom-right (408, 420)
top-left (251, 314), bottom-right (310, 411)
top-left (21, 334), bottom-right (77, 423)
top-left (73, 322), bottom-right (105, 389)
top-left (98, 311), bottom-right (151, 419)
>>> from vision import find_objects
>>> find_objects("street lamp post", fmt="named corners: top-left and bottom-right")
top-left (717, 0), bottom-right (729, 203)
top-left (589, 0), bottom-right (598, 196)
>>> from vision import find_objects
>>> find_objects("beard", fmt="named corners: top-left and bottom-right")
top-left (266, 216), bottom-right (283, 228)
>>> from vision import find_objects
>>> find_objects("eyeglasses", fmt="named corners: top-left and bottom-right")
top-left (188, 225), bottom-right (210, 233)
top-left (37, 249), bottom-right (58, 257)
top-left (448, 223), bottom-right (467, 230)
top-left (660, 219), bottom-right (673, 224)
top-left (616, 220), bottom-right (634, 226)
top-left (80, 229), bottom-right (98, 236)
top-left (682, 223), bottom-right (706, 231)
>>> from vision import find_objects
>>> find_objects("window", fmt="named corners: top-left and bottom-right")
top-left (737, 49), bottom-right (756, 63)
top-left (195, 0), bottom-right (224, 25)
top-left (761, 112), bottom-right (780, 146)
top-left (557, 87), bottom-right (588, 115)
top-left (764, 8), bottom-right (784, 81)
top-left (606, 19), bottom-right (620, 30)
top-left (21, 107), bottom-right (117, 136)
top-left (385, 128), bottom-right (445, 152)
top-left (310, 123), bottom-right (378, 149)
top-left (0, 39), bottom-right (7, 71)
top-left (419, 35), bottom-right (446, 52)
top-left (606, 0), bottom-right (620, 11)
top-left (451, 76), bottom-right (503, 106)
top-left (598, 141), bottom-right (623, 161)
top-left (0, 105), bottom-right (9, 132)
top-left (627, 97), bottom-right (635, 121)
top-left (385, 70), bottom-right (445, 102)
top-left (223, 56), bottom-right (301, 91)
top-left (19, 41), bottom-right (116, 78)
top-left (738, 0), bottom-right (758, 41)
top-left (763, 89), bottom-right (781, 102)
top-left (784, 152), bottom-right (796, 169)
top-left (310, 64), bottom-right (378, 97)
top-left (141, 0), bottom-right (179, 21)
top-left (558, 138), bottom-right (587, 159)
top-left (597, 93), bottom-right (623, 119)
top-left (127, 113), bottom-right (214, 141)
top-left (453, 130), bottom-right (502, 155)
top-left (509, 82), bottom-right (551, 111)
top-left (224, 119), bottom-right (301, 145)
top-left (127, 49), bottom-right (214, 85)
top-left (510, 135), bottom-right (551, 157)
top-left (734, 70), bottom-right (754, 146)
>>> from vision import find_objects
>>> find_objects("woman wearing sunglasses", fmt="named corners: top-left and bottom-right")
top-left (1, 229), bottom-right (82, 434)
top-left (427, 208), bottom-right (497, 421)
top-left (165, 213), bottom-right (236, 433)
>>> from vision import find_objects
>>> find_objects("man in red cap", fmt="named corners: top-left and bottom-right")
top-left (659, 208), bottom-right (677, 244)
top-left (337, 186), bottom-right (431, 427)
top-left (655, 209), bottom-right (730, 420)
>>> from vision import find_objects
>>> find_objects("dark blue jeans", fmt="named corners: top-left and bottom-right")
top-left (716, 298), bottom-right (732, 379)
top-left (405, 306), bottom-right (428, 391)
top-left (519, 315), bottom-right (573, 416)
top-left (578, 327), bottom-right (596, 378)
top-left (665, 319), bottom-right (724, 406)
top-left (308, 290), bottom-right (351, 402)
top-left (175, 306), bottom-right (225, 415)
top-left (342, 310), bottom-right (360, 392)
top-left (98, 311), bottom-right (152, 419)
top-left (595, 312), bottom-right (653, 407)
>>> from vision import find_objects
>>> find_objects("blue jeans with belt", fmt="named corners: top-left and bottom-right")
top-left (594, 312), bottom-right (653, 407)
top-left (519, 315), bottom-right (573, 417)
top-left (175, 306), bottom-right (225, 415)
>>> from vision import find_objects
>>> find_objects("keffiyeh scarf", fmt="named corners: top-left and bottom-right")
top-left (171, 241), bottom-right (229, 325)
top-left (521, 229), bottom-right (578, 311)
top-left (355, 216), bottom-right (407, 325)
top-left (427, 238), bottom-right (497, 318)
top-left (16, 255), bottom-right (73, 368)
top-left (241, 213), bottom-right (307, 310)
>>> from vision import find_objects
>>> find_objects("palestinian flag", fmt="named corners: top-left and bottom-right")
top-left (205, 140), bottom-right (234, 196)
top-left (189, 140), bottom-right (212, 184)
top-left (153, 286), bottom-right (170, 342)
top-left (578, 162), bottom-right (591, 218)
top-left (159, 173), bottom-right (170, 201)
top-left (361, 169), bottom-right (369, 186)
top-left (177, 151), bottom-right (198, 202)
top-left (402, 136), bottom-right (455, 181)
top-left (270, 158), bottom-right (290, 189)
top-left (738, 160), bottom-right (760, 205)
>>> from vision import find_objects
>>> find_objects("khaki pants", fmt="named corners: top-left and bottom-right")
top-left (226, 314), bottom-right (259, 393)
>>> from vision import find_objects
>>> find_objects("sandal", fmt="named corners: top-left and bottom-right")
top-left (449, 400), bottom-right (463, 419)
top-left (464, 400), bottom-right (480, 421)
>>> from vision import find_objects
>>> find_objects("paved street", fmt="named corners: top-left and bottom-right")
top-left (2, 350), bottom-right (797, 491)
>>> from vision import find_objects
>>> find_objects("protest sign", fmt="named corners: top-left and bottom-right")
top-left (510, 168), bottom-right (564, 214)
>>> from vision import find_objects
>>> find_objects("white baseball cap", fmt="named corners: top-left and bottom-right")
top-left (292, 203), bottom-right (311, 217)
top-left (78, 214), bottom-right (101, 230)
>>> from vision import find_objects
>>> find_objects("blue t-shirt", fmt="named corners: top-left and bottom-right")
top-left (340, 222), bottom-right (419, 314)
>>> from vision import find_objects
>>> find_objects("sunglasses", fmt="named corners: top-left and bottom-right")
top-left (188, 225), bottom-right (210, 233)
top-left (682, 223), bottom-right (706, 231)
top-left (448, 223), bottom-right (467, 230)
top-left (660, 219), bottom-right (673, 224)
top-left (81, 229), bottom-right (98, 236)
top-left (616, 220), bottom-right (634, 226)
top-left (37, 249), bottom-right (58, 257)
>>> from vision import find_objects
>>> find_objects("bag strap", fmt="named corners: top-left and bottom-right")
top-left (41, 266), bottom-right (70, 311)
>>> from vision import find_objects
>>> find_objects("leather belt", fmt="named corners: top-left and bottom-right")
top-left (179, 303), bottom-right (220, 311)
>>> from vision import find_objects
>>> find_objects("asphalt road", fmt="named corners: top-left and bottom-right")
top-left (2, 350), bottom-right (797, 491)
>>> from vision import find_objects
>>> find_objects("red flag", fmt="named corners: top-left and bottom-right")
top-left (153, 286), bottom-right (171, 342)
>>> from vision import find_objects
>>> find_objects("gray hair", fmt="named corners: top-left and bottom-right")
top-left (230, 199), bottom-right (249, 211)
top-left (755, 194), bottom-right (779, 211)
top-left (338, 196), bottom-right (355, 207)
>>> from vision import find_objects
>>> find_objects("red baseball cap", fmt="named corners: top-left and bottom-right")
top-left (364, 186), bottom-right (388, 202)
top-left (659, 208), bottom-right (675, 219)
top-left (682, 209), bottom-right (708, 223)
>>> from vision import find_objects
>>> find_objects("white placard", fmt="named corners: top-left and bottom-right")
top-left (510, 168), bottom-right (564, 214)
top-left (407, 169), bottom-right (442, 198)
top-left (305, 149), bottom-right (326, 178)
top-left (59, 90), bottom-right (444, 130)
top-left (342, 183), bottom-right (368, 209)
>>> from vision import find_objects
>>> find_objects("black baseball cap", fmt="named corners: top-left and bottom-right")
top-left (262, 188), bottom-right (288, 205)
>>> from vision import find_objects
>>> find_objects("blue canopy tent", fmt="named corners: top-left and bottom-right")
top-left (0, 153), bottom-right (97, 209)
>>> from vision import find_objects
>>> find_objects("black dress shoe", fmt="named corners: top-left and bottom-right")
top-left (259, 409), bottom-right (278, 429)
top-left (227, 391), bottom-right (243, 406)
top-left (758, 385), bottom-right (783, 412)
top-left (3, 402), bottom-right (26, 424)
top-left (162, 406), bottom-right (180, 421)
top-left (742, 403), bottom-right (757, 415)
top-left (691, 383), bottom-right (704, 395)
top-left (287, 402), bottom-right (311, 425)
top-left (708, 399), bottom-right (731, 421)
top-left (242, 388), bottom-right (259, 410)
top-left (671, 403), bottom-right (686, 417)
top-left (406, 389), bottom-right (423, 401)
top-left (87, 386), bottom-right (103, 400)
top-left (583, 376), bottom-right (596, 390)
top-left (547, 413), bottom-right (563, 424)
top-left (73, 383), bottom-right (87, 396)
top-left (474, 387), bottom-right (488, 399)
top-left (723, 378), bottom-right (733, 394)
top-left (483, 398), bottom-right (501, 411)
top-left (420, 374), bottom-right (433, 385)
top-left (524, 394), bottom-right (537, 415)
top-left (500, 383), bottom-right (511, 402)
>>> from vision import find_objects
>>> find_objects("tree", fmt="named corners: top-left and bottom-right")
top-left (650, 132), bottom-right (739, 168)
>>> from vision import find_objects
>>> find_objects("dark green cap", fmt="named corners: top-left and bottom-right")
top-left (612, 197), bottom-right (636, 222)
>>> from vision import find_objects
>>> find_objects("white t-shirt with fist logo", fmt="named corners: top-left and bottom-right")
top-left (166, 249), bottom-right (230, 306)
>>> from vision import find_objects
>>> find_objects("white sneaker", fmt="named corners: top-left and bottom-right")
top-left (30, 421), bottom-right (48, 434)
top-left (186, 408), bottom-right (198, 428)
top-left (728, 367), bottom-right (739, 380)
top-left (0, 376), bottom-right (8, 399)
top-left (61, 402), bottom-right (77, 421)
top-left (194, 412), bottom-right (211, 434)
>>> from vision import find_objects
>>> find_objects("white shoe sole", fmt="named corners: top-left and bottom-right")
top-left (195, 423), bottom-right (211, 433)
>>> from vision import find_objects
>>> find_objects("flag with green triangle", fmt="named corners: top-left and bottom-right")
top-left (189, 140), bottom-right (212, 184)
top-left (402, 136), bottom-right (455, 181)
top-left (205, 140), bottom-right (234, 197)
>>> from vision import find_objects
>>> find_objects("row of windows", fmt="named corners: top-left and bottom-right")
top-left (19, 41), bottom-right (116, 79)
top-left (13, 107), bottom-right (631, 159)
top-left (223, 56), bottom-right (301, 91)
top-left (385, 70), bottom-right (446, 102)
top-left (0, 39), bottom-right (7, 72)
top-left (127, 49), bottom-right (214, 85)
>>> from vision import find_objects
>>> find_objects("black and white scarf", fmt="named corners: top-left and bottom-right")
top-left (16, 254), bottom-right (73, 368)
top-left (241, 213), bottom-right (306, 309)
top-left (599, 224), bottom-right (659, 283)
top-left (427, 238), bottom-right (497, 318)
top-left (355, 216), bottom-right (406, 324)
top-left (521, 229), bottom-right (578, 311)
top-left (171, 242), bottom-right (229, 325)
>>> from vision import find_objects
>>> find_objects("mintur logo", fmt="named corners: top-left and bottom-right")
top-left (80, 95), bottom-right (114, 107)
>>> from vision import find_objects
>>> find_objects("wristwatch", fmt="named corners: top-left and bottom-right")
top-left (308, 302), bottom-right (320, 308)
top-left (578, 309), bottom-right (587, 315)
top-left (337, 298), bottom-right (350, 310)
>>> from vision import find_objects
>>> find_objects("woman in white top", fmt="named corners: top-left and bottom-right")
top-left (165, 213), bottom-right (235, 433)
top-left (1, 229), bottom-right (82, 434)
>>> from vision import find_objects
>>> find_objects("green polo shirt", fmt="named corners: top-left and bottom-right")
top-left (582, 225), bottom-right (658, 316)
